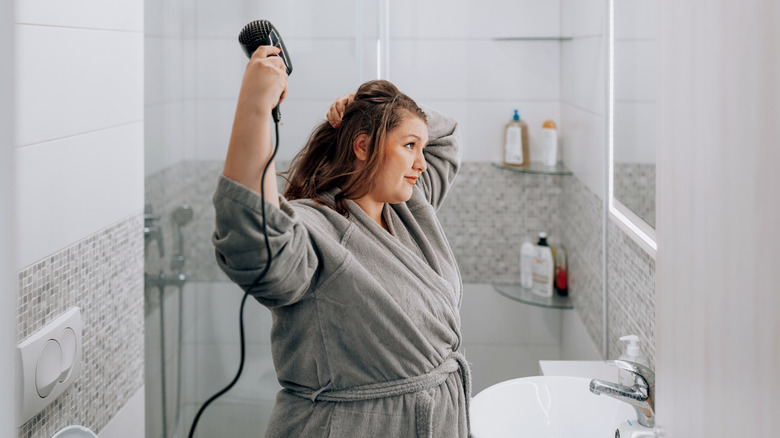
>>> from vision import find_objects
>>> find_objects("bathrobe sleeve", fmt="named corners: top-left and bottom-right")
top-left (211, 175), bottom-right (319, 308)
top-left (417, 106), bottom-right (462, 210)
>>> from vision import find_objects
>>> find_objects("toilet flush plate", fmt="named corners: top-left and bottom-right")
top-left (16, 307), bottom-right (83, 426)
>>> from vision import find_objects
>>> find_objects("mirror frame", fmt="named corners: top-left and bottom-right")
top-left (607, 0), bottom-right (657, 257)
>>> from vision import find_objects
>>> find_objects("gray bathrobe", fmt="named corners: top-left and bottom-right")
top-left (212, 108), bottom-right (470, 438)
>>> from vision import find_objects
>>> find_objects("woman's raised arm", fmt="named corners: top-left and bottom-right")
top-left (222, 45), bottom-right (288, 208)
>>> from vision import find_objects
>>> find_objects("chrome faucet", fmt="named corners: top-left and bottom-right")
top-left (589, 359), bottom-right (655, 428)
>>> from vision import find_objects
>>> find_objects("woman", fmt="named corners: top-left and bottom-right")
top-left (213, 45), bottom-right (470, 437)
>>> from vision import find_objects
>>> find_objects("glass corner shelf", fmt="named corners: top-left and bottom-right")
top-left (492, 283), bottom-right (573, 309)
top-left (492, 162), bottom-right (573, 175)
top-left (492, 36), bottom-right (574, 41)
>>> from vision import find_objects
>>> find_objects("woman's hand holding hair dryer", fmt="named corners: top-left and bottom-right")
top-left (223, 45), bottom-right (289, 205)
top-left (239, 45), bottom-right (288, 115)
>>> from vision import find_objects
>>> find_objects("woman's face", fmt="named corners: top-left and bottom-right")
top-left (370, 113), bottom-right (429, 204)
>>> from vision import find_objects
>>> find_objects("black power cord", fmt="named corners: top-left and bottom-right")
top-left (188, 121), bottom-right (280, 438)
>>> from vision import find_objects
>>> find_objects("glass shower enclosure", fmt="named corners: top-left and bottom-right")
top-left (143, 0), bottom-right (384, 436)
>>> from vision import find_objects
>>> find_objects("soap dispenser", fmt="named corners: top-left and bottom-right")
top-left (503, 109), bottom-right (529, 167)
top-left (617, 335), bottom-right (649, 386)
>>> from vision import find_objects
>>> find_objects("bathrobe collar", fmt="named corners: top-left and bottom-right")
top-left (319, 187), bottom-right (458, 303)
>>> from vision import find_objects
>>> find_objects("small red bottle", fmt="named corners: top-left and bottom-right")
top-left (555, 246), bottom-right (568, 297)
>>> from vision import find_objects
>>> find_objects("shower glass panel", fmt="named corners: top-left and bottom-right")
top-left (144, 0), bottom-right (380, 436)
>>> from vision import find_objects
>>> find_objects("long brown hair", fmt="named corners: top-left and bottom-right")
top-left (282, 80), bottom-right (427, 215)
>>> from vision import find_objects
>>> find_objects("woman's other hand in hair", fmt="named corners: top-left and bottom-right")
top-left (327, 93), bottom-right (356, 128)
top-left (238, 45), bottom-right (289, 116)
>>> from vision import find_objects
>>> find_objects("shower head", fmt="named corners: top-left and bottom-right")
top-left (170, 204), bottom-right (193, 272)
top-left (171, 204), bottom-right (193, 226)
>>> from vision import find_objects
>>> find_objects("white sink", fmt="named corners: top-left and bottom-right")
top-left (471, 376), bottom-right (648, 437)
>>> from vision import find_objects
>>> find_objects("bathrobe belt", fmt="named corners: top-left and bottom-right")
top-left (289, 351), bottom-right (472, 438)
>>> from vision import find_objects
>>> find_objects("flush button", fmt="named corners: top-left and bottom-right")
top-left (17, 307), bottom-right (83, 426)
top-left (58, 328), bottom-right (77, 382)
top-left (35, 339), bottom-right (62, 398)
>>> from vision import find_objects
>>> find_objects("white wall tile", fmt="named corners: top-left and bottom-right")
top-left (192, 282), bottom-right (273, 345)
top-left (561, 103), bottom-right (606, 199)
top-left (614, 0), bottom-right (656, 39)
top-left (182, 39), bottom-right (198, 98)
top-left (182, 398), bottom-right (276, 437)
top-left (16, 0), bottom-right (143, 32)
top-left (195, 0), bottom-right (376, 39)
top-left (195, 38), bottom-right (246, 99)
top-left (194, 99), bottom-right (236, 162)
top-left (0, 0), bottom-right (15, 433)
top-left (194, 341), bottom-right (280, 402)
top-left (16, 25), bottom-right (143, 147)
top-left (561, 0), bottom-right (606, 38)
top-left (15, 122), bottom-right (144, 268)
top-left (144, 104), bottom-right (167, 176)
top-left (145, 0), bottom-right (165, 37)
top-left (417, 100), bottom-right (561, 163)
top-left (196, 37), bottom-right (365, 100)
top-left (99, 388), bottom-right (145, 438)
top-left (284, 38), bottom-right (368, 100)
top-left (561, 37), bottom-right (607, 116)
top-left (389, 40), bottom-right (560, 101)
top-left (163, 38), bottom-right (186, 103)
top-left (561, 310), bottom-right (602, 360)
top-left (464, 345), bottom-right (560, 395)
top-left (614, 101), bottom-right (655, 163)
top-left (145, 36), bottom-right (188, 110)
top-left (460, 284), bottom-right (561, 346)
top-left (207, 97), bottom-right (563, 165)
top-left (614, 40), bottom-right (656, 101)
top-left (145, 37), bottom-right (166, 107)
top-left (390, 0), bottom-right (560, 39)
top-left (145, 102), bottom-right (188, 176)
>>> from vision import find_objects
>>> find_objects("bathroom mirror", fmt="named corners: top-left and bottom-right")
top-left (608, 0), bottom-right (657, 255)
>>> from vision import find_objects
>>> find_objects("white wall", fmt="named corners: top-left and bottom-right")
top-left (561, 0), bottom-right (608, 199)
top-left (185, 0), bottom-right (379, 164)
top-left (15, 4), bottom-right (145, 269)
top-left (1, 0), bottom-right (16, 433)
top-left (388, 0), bottom-right (562, 164)
top-left (13, 0), bottom-right (145, 434)
top-left (461, 284), bottom-right (563, 393)
top-left (144, 0), bottom-right (191, 176)
top-left (656, 0), bottom-right (780, 435)
top-left (613, 0), bottom-right (656, 164)
top-left (184, 0), bottom-right (563, 165)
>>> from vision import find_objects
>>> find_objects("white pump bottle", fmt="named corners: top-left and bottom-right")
top-left (617, 335), bottom-right (649, 386)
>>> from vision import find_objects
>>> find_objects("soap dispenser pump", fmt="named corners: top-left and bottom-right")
top-left (618, 335), bottom-right (649, 386)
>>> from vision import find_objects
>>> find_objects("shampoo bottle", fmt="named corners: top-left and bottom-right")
top-left (520, 240), bottom-right (535, 288)
top-left (503, 110), bottom-right (529, 167)
top-left (531, 232), bottom-right (554, 297)
top-left (542, 120), bottom-right (558, 167)
top-left (617, 335), bottom-right (649, 386)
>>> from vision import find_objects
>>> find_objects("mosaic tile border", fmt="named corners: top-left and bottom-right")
top-left (17, 213), bottom-right (145, 438)
top-left (562, 175), bottom-right (606, 353)
top-left (614, 162), bottom-right (656, 228)
top-left (607, 219), bottom-right (656, 365)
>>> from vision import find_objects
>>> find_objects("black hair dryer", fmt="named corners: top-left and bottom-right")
top-left (238, 20), bottom-right (293, 122)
